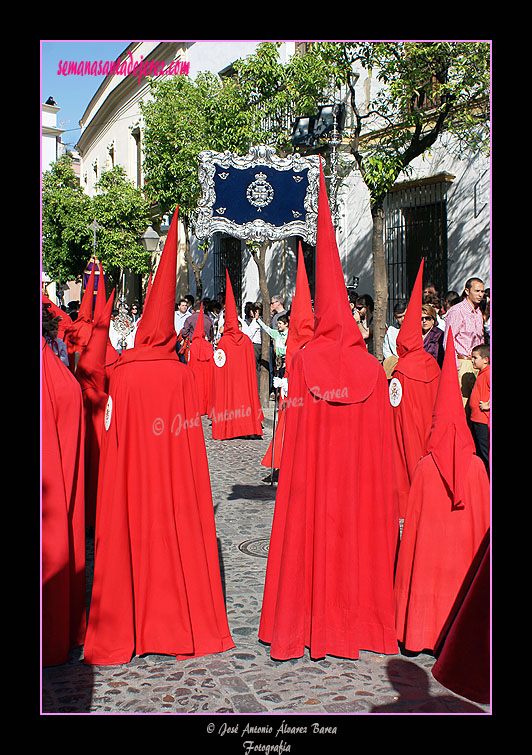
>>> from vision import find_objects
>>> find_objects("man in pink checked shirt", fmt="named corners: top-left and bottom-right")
top-left (443, 277), bottom-right (486, 407)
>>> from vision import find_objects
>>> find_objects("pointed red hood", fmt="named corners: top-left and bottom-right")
top-left (63, 262), bottom-right (96, 357)
top-left (395, 258), bottom-right (441, 382)
top-left (76, 287), bottom-right (115, 394)
top-left (121, 209), bottom-right (179, 362)
top-left (78, 262), bottom-right (96, 323)
top-left (192, 302), bottom-right (206, 340)
top-left (222, 269), bottom-right (245, 345)
top-left (301, 159), bottom-right (380, 404)
top-left (285, 243), bottom-right (314, 376)
top-left (427, 327), bottom-right (476, 509)
top-left (189, 303), bottom-right (213, 363)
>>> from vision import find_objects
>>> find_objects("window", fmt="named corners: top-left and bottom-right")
top-left (131, 127), bottom-right (142, 188)
top-left (384, 175), bottom-right (454, 323)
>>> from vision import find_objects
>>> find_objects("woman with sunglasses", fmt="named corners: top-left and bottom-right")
top-left (421, 303), bottom-right (444, 367)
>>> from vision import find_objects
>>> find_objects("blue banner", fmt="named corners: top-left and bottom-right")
top-left (195, 146), bottom-right (320, 244)
top-left (212, 164), bottom-right (310, 226)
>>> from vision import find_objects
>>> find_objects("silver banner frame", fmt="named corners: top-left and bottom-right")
top-left (194, 145), bottom-right (320, 244)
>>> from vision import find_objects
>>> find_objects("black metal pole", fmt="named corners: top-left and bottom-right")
top-left (270, 386), bottom-right (279, 485)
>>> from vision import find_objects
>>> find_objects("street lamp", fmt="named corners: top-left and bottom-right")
top-left (140, 225), bottom-right (160, 254)
top-left (290, 103), bottom-right (346, 225)
top-left (139, 223), bottom-right (161, 307)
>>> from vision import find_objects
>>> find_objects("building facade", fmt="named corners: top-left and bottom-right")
top-left (42, 101), bottom-right (66, 172)
top-left (73, 40), bottom-right (490, 342)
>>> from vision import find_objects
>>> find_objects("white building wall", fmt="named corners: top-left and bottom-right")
top-left (42, 103), bottom-right (65, 173)
top-left (185, 41), bottom-right (270, 77)
top-left (73, 41), bottom-right (490, 313)
top-left (77, 42), bottom-right (186, 196)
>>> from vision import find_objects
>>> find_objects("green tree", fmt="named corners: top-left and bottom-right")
top-left (42, 158), bottom-right (154, 300)
top-left (140, 43), bottom-right (331, 404)
top-left (305, 41), bottom-right (490, 357)
top-left (91, 165), bottom-right (154, 293)
top-left (140, 71), bottom-right (257, 302)
top-left (140, 42), bottom-right (489, 389)
top-left (42, 154), bottom-right (93, 282)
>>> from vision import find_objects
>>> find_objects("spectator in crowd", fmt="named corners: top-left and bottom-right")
top-left (382, 300), bottom-right (407, 378)
top-left (268, 295), bottom-right (288, 393)
top-left (270, 294), bottom-right (287, 328)
top-left (241, 301), bottom-right (263, 384)
top-left (442, 290), bottom-right (460, 318)
top-left (174, 298), bottom-right (191, 334)
top-left (423, 281), bottom-right (445, 329)
top-left (479, 288), bottom-right (490, 345)
top-left (42, 304), bottom-right (70, 367)
top-left (422, 303), bottom-right (445, 367)
top-left (180, 305), bottom-right (215, 343)
top-left (258, 313), bottom-right (289, 378)
top-left (174, 298), bottom-right (192, 363)
top-left (469, 343), bottom-right (490, 475)
top-left (130, 302), bottom-right (141, 322)
top-left (353, 294), bottom-right (374, 354)
top-left (443, 277), bottom-right (485, 407)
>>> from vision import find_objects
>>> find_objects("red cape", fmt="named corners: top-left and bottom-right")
top-left (75, 287), bottom-right (115, 528)
top-left (259, 162), bottom-right (399, 660)
top-left (83, 209), bottom-right (234, 665)
top-left (41, 338), bottom-right (86, 666)
top-left (431, 530), bottom-right (490, 704)
top-left (188, 303), bottom-right (214, 416)
top-left (209, 270), bottom-right (263, 439)
top-left (393, 453), bottom-right (489, 652)
top-left (390, 259), bottom-right (441, 517)
top-left (394, 329), bottom-right (490, 652)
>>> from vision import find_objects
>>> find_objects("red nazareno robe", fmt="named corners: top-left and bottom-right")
top-left (41, 337), bottom-right (86, 666)
top-left (394, 328), bottom-right (490, 654)
top-left (259, 163), bottom-right (399, 661)
top-left (83, 209), bottom-right (234, 665)
top-left (75, 282), bottom-right (115, 529)
top-left (390, 258), bottom-right (441, 518)
top-left (188, 303), bottom-right (214, 416)
top-left (209, 270), bottom-right (263, 440)
top-left (261, 243), bottom-right (314, 470)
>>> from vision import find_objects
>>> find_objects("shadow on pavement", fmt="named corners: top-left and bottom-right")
top-left (227, 484), bottom-right (277, 501)
top-left (370, 658), bottom-right (488, 713)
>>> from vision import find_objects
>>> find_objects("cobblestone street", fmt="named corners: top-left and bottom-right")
top-left (42, 407), bottom-right (490, 730)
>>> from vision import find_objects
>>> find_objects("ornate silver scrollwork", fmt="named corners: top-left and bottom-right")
top-left (195, 145), bottom-right (319, 244)
top-left (112, 301), bottom-right (135, 350)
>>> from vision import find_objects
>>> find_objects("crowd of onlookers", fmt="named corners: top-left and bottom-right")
top-left (44, 275), bottom-right (490, 473)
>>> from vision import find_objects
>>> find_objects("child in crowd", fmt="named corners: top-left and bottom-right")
top-left (469, 344), bottom-right (490, 475)
top-left (258, 314), bottom-right (289, 377)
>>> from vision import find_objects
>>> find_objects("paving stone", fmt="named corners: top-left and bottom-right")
top-left (42, 413), bottom-right (491, 717)
top-left (230, 693), bottom-right (269, 713)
